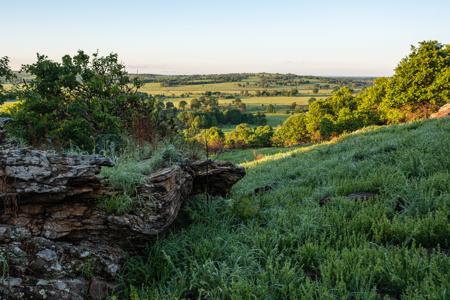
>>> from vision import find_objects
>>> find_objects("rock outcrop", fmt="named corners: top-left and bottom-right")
top-left (0, 145), bottom-right (245, 299)
top-left (430, 103), bottom-right (450, 119)
top-left (0, 118), bottom-right (11, 145)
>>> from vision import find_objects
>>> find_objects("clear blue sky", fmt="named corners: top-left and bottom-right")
top-left (1, 0), bottom-right (449, 76)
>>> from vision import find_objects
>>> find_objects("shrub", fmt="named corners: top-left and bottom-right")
top-left (7, 51), bottom-right (172, 151)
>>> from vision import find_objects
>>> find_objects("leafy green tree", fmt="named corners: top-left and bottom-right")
top-left (381, 41), bottom-right (449, 122)
top-left (196, 127), bottom-right (225, 152)
top-left (225, 123), bottom-right (255, 149)
top-left (0, 57), bottom-right (15, 102)
top-left (273, 113), bottom-right (310, 146)
top-left (9, 51), bottom-right (168, 151)
top-left (253, 125), bottom-right (273, 147)
top-left (178, 100), bottom-right (187, 110)
top-left (190, 98), bottom-right (201, 110)
top-left (225, 109), bottom-right (243, 124)
top-left (356, 77), bottom-right (390, 125)
top-left (165, 101), bottom-right (175, 109)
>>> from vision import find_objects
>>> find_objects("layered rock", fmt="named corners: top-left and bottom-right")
top-left (0, 146), bottom-right (245, 299)
top-left (0, 117), bottom-right (10, 144)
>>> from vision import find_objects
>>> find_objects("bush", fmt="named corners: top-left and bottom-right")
top-left (7, 51), bottom-right (172, 151)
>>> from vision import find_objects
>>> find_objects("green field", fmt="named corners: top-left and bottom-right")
top-left (138, 75), bottom-right (348, 124)
top-left (139, 75), bottom-right (339, 96)
top-left (0, 100), bottom-right (18, 113)
top-left (118, 117), bottom-right (450, 299)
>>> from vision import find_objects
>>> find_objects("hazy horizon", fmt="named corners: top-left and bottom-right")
top-left (2, 0), bottom-right (449, 76)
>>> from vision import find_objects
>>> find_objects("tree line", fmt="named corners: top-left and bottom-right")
top-left (195, 41), bottom-right (449, 150)
top-left (0, 40), bottom-right (447, 153)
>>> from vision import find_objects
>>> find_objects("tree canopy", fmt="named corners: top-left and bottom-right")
top-left (8, 51), bottom-right (172, 151)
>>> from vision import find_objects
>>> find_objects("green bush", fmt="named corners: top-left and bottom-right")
top-left (7, 51), bottom-right (171, 151)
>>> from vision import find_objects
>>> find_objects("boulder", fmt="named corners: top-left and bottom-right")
top-left (0, 146), bottom-right (245, 299)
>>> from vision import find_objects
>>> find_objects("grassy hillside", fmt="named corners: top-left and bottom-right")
top-left (119, 118), bottom-right (450, 298)
top-left (122, 118), bottom-right (450, 298)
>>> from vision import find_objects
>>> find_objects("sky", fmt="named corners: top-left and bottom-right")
top-left (1, 0), bottom-right (449, 76)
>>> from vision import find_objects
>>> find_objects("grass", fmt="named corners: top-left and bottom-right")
top-left (139, 81), bottom-right (335, 96)
top-left (117, 117), bottom-right (450, 299)
top-left (265, 113), bottom-right (290, 127)
top-left (216, 146), bottom-right (300, 164)
top-left (99, 142), bottom-right (186, 214)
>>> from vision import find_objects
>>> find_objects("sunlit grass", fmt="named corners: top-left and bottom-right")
top-left (118, 117), bottom-right (450, 299)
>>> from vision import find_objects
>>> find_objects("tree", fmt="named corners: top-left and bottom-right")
top-left (356, 77), bottom-right (390, 125)
top-left (197, 127), bottom-right (225, 152)
top-left (0, 56), bottom-right (15, 103)
top-left (9, 51), bottom-right (169, 151)
top-left (225, 109), bottom-right (243, 124)
top-left (190, 98), bottom-right (201, 110)
top-left (253, 125), bottom-right (273, 147)
top-left (165, 101), bottom-right (175, 109)
top-left (380, 41), bottom-right (449, 122)
top-left (178, 100), bottom-right (187, 110)
top-left (225, 123), bottom-right (255, 149)
top-left (273, 113), bottom-right (310, 146)
top-left (266, 104), bottom-right (275, 113)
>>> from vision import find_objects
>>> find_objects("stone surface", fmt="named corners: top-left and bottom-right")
top-left (0, 117), bottom-right (11, 144)
top-left (0, 145), bottom-right (245, 299)
top-left (430, 103), bottom-right (450, 119)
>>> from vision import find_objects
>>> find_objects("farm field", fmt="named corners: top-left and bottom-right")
top-left (0, 100), bottom-right (18, 113)
top-left (119, 117), bottom-right (450, 299)
top-left (138, 75), bottom-right (343, 96)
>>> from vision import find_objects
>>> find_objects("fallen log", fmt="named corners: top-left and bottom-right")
top-left (0, 146), bottom-right (245, 299)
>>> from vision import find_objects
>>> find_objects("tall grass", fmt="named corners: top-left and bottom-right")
top-left (117, 117), bottom-right (450, 299)
top-left (99, 138), bottom-right (203, 214)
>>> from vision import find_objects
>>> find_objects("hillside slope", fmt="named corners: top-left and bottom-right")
top-left (120, 118), bottom-right (450, 299)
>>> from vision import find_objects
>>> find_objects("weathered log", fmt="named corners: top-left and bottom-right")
top-left (0, 147), bottom-right (245, 299)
